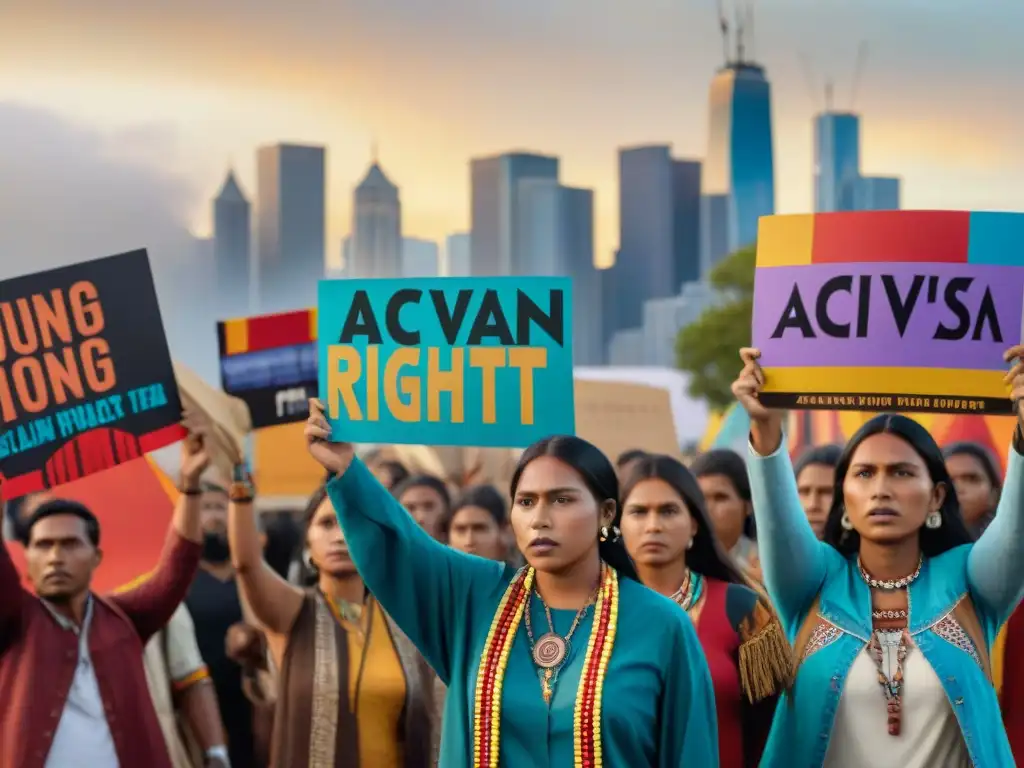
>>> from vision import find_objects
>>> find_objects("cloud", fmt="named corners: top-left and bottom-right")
top-left (0, 102), bottom-right (198, 275)
top-left (0, 103), bottom-right (222, 382)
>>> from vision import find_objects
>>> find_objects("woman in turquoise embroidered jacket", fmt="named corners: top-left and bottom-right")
top-left (303, 400), bottom-right (718, 767)
top-left (732, 346), bottom-right (1024, 767)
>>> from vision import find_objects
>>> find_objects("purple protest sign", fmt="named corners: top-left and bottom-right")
top-left (752, 262), bottom-right (1022, 371)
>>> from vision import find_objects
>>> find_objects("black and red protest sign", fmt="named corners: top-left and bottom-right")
top-left (0, 250), bottom-right (185, 499)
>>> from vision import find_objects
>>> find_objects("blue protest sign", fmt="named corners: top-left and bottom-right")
top-left (317, 277), bottom-right (574, 447)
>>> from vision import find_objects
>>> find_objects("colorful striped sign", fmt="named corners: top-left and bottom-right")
top-left (216, 308), bottom-right (319, 429)
top-left (217, 308), bottom-right (317, 356)
top-left (752, 211), bottom-right (1024, 414)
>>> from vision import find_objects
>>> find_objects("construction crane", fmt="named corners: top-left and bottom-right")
top-left (716, 0), bottom-right (730, 65)
top-left (850, 40), bottom-right (869, 111)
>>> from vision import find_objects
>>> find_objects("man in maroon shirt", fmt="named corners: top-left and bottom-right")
top-left (0, 430), bottom-right (209, 768)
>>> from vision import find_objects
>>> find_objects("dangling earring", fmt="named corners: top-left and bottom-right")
top-left (686, 537), bottom-right (694, 550)
top-left (840, 512), bottom-right (853, 530)
top-left (925, 510), bottom-right (942, 529)
top-left (304, 550), bottom-right (319, 575)
top-left (599, 526), bottom-right (609, 542)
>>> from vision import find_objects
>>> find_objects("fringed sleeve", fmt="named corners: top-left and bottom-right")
top-left (726, 583), bottom-right (796, 703)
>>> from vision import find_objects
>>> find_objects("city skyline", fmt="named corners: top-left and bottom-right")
top-left (3, 1), bottom-right (1023, 273)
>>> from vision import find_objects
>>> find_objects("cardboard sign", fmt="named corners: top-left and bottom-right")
top-left (573, 380), bottom-right (681, 461)
top-left (318, 277), bottom-right (574, 447)
top-left (217, 308), bottom-right (317, 429)
top-left (0, 250), bottom-right (184, 499)
top-left (174, 362), bottom-right (251, 480)
top-left (752, 211), bottom-right (1024, 414)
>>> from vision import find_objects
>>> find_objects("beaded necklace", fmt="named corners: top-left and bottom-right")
top-left (858, 556), bottom-right (921, 736)
top-left (472, 564), bottom-right (619, 768)
top-left (669, 569), bottom-right (703, 612)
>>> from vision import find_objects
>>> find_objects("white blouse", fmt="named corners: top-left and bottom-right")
top-left (824, 640), bottom-right (970, 767)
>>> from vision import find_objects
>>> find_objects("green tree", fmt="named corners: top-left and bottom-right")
top-left (675, 244), bottom-right (756, 410)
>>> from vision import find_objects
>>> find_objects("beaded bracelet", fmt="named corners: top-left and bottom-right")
top-left (229, 481), bottom-right (254, 503)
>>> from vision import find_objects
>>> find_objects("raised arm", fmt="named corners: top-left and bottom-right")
top-left (659, 608), bottom-right (719, 767)
top-left (733, 348), bottom-right (827, 624)
top-left (968, 349), bottom-right (1024, 631)
top-left (969, 440), bottom-right (1024, 630)
top-left (227, 479), bottom-right (304, 638)
top-left (747, 437), bottom-right (828, 623)
top-left (305, 399), bottom-right (506, 683)
top-left (107, 429), bottom-right (206, 642)
top-left (326, 458), bottom-right (506, 681)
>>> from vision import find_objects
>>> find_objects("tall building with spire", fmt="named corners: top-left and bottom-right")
top-left (350, 157), bottom-right (402, 279)
top-left (212, 169), bottom-right (251, 315)
top-left (700, 9), bottom-right (775, 273)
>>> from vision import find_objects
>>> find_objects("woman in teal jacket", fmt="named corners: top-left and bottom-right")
top-left (732, 346), bottom-right (1024, 767)
top-left (303, 400), bottom-right (718, 767)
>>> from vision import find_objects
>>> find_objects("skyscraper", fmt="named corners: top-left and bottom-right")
top-left (814, 112), bottom-right (861, 212)
top-left (701, 60), bottom-right (775, 273)
top-left (671, 159), bottom-right (702, 287)
top-left (856, 176), bottom-right (901, 210)
top-left (445, 233), bottom-right (470, 276)
top-left (255, 143), bottom-right (326, 313)
top-left (516, 180), bottom-right (601, 365)
top-left (401, 237), bottom-right (439, 277)
top-left (469, 152), bottom-right (559, 276)
top-left (350, 161), bottom-right (402, 278)
top-left (619, 146), bottom-right (675, 306)
top-left (212, 169), bottom-right (251, 315)
top-left (813, 105), bottom-right (902, 213)
top-left (612, 147), bottom-right (702, 341)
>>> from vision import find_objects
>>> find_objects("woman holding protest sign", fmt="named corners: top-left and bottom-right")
top-left (619, 454), bottom-right (792, 767)
top-left (731, 345), bottom-right (1024, 767)
top-left (225, 476), bottom-right (439, 768)
top-left (303, 398), bottom-right (718, 767)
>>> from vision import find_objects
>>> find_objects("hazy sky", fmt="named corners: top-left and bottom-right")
top-left (2, 0), bottom-right (1023, 272)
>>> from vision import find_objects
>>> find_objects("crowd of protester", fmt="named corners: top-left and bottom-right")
top-left (3, 347), bottom-right (1024, 766)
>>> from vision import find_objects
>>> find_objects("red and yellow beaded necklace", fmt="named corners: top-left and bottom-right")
top-left (472, 563), bottom-right (619, 768)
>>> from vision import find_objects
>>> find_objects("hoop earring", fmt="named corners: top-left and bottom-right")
top-left (925, 510), bottom-right (942, 529)
top-left (840, 512), bottom-right (853, 530)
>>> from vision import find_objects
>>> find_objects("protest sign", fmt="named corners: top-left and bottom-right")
top-left (752, 210), bottom-right (1024, 414)
top-left (0, 250), bottom-right (184, 498)
top-left (573, 380), bottom-right (681, 461)
top-left (174, 362), bottom-right (251, 480)
top-left (217, 308), bottom-right (317, 428)
top-left (318, 277), bottom-right (574, 447)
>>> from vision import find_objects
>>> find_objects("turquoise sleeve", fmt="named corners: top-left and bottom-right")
top-left (746, 436), bottom-right (828, 627)
top-left (968, 445), bottom-right (1024, 631)
top-left (327, 458), bottom-right (507, 682)
top-left (660, 610), bottom-right (719, 766)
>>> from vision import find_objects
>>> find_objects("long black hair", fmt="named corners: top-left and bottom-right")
top-left (443, 484), bottom-right (508, 536)
top-left (822, 413), bottom-right (973, 556)
top-left (620, 454), bottom-right (748, 585)
top-left (943, 441), bottom-right (1002, 494)
top-left (510, 435), bottom-right (638, 580)
top-left (690, 448), bottom-right (756, 540)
